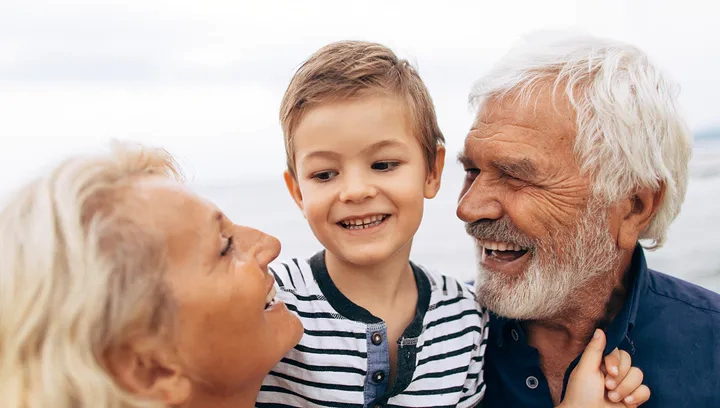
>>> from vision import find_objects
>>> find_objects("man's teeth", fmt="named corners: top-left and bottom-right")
top-left (340, 214), bottom-right (387, 229)
top-left (478, 240), bottom-right (528, 252)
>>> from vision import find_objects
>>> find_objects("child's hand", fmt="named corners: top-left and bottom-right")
top-left (558, 329), bottom-right (650, 408)
top-left (603, 345), bottom-right (650, 406)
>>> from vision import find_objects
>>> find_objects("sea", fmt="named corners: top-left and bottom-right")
top-left (195, 139), bottom-right (720, 294)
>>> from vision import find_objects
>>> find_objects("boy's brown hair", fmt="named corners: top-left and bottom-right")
top-left (280, 40), bottom-right (445, 178)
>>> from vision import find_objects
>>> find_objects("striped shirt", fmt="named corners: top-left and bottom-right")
top-left (257, 251), bottom-right (489, 408)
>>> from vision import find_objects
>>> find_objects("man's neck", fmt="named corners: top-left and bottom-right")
top-left (324, 243), bottom-right (416, 313)
top-left (521, 249), bottom-right (635, 404)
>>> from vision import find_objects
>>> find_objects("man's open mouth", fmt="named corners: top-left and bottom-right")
top-left (338, 214), bottom-right (390, 230)
top-left (479, 239), bottom-right (529, 262)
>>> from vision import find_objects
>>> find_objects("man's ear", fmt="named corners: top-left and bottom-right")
top-left (105, 341), bottom-right (191, 406)
top-left (283, 170), bottom-right (306, 218)
top-left (617, 184), bottom-right (665, 250)
top-left (424, 145), bottom-right (446, 199)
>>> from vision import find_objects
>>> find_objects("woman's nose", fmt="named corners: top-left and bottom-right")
top-left (232, 225), bottom-right (281, 267)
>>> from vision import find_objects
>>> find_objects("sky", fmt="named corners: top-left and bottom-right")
top-left (0, 0), bottom-right (718, 194)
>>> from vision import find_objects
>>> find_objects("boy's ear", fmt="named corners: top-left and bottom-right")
top-left (424, 145), bottom-right (445, 199)
top-left (105, 340), bottom-right (191, 406)
top-left (283, 170), bottom-right (306, 218)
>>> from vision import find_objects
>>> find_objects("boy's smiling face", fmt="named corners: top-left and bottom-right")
top-left (285, 94), bottom-right (444, 266)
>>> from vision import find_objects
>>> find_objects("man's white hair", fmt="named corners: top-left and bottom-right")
top-left (469, 29), bottom-right (693, 249)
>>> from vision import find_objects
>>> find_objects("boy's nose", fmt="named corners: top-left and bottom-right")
top-left (231, 225), bottom-right (282, 267)
top-left (338, 173), bottom-right (377, 203)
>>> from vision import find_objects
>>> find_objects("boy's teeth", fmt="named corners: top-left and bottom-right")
top-left (341, 215), bottom-right (387, 229)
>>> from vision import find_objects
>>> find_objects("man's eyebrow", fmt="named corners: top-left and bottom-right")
top-left (457, 152), bottom-right (474, 168)
top-left (491, 158), bottom-right (538, 180)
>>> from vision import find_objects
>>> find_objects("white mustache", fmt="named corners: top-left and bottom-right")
top-left (464, 218), bottom-right (536, 249)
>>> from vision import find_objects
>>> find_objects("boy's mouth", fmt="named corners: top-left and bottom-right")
top-left (338, 214), bottom-right (390, 230)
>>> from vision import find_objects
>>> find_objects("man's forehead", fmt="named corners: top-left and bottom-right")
top-left (473, 90), bottom-right (576, 132)
top-left (465, 98), bottom-right (576, 156)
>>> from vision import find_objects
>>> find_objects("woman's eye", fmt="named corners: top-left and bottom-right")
top-left (221, 236), bottom-right (233, 256)
top-left (311, 170), bottom-right (338, 182)
top-left (372, 161), bottom-right (400, 171)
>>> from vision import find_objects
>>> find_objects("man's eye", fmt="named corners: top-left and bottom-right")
top-left (311, 170), bottom-right (338, 182)
top-left (464, 168), bottom-right (480, 183)
top-left (372, 161), bottom-right (400, 171)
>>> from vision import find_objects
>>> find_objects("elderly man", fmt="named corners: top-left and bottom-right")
top-left (458, 31), bottom-right (720, 407)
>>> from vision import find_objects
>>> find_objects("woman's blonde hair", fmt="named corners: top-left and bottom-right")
top-left (0, 143), bottom-right (183, 408)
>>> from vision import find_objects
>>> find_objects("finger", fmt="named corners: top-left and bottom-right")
top-left (606, 349), bottom-right (632, 389)
top-left (616, 350), bottom-right (633, 381)
top-left (607, 366), bottom-right (644, 403)
top-left (576, 329), bottom-right (606, 373)
top-left (623, 384), bottom-right (651, 407)
top-left (604, 348), bottom-right (621, 388)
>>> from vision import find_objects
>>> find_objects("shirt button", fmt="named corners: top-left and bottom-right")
top-left (511, 329), bottom-right (519, 341)
top-left (526, 376), bottom-right (539, 389)
top-left (371, 332), bottom-right (383, 345)
top-left (372, 370), bottom-right (385, 383)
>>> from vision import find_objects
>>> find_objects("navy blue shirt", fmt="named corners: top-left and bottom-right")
top-left (483, 245), bottom-right (720, 408)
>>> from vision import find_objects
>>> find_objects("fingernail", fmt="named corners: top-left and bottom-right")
top-left (605, 378), bottom-right (616, 389)
top-left (625, 395), bottom-right (635, 404)
top-left (609, 391), bottom-right (619, 401)
top-left (610, 366), bottom-right (619, 376)
top-left (593, 329), bottom-right (601, 339)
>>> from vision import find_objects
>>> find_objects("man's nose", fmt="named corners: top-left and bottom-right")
top-left (338, 171), bottom-right (377, 203)
top-left (232, 225), bottom-right (281, 267)
top-left (457, 177), bottom-right (504, 222)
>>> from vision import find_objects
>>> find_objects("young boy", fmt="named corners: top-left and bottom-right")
top-left (257, 41), bottom-right (647, 408)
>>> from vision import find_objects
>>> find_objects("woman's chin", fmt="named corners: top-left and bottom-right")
top-left (267, 302), bottom-right (304, 351)
top-left (288, 314), bottom-right (304, 345)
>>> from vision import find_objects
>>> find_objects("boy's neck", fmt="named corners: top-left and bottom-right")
top-left (324, 243), bottom-right (416, 311)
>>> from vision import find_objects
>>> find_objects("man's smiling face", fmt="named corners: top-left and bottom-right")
top-left (457, 91), bottom-right (620, 319)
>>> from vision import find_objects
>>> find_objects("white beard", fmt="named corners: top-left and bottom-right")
top-left (473, 200), bottom-right (621, 320)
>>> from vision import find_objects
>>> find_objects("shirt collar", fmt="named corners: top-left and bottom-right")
top-left (489, 244), bottom-right (649, 352)
top-left (603, 243), bottom-right (648, 352)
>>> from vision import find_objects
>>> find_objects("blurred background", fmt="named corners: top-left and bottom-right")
top-left (1, 0), bottom-right (718, 291)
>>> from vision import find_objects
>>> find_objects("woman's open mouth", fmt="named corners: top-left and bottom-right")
top-left (338, 214), bottom-right (390, 230)
top-left (264, 282), bottom-right (277, 310)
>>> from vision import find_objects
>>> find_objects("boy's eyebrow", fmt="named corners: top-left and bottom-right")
top-left (360, 139), bottom-right (405, 154)
top-left (302, 140), bottom-right (406, 161)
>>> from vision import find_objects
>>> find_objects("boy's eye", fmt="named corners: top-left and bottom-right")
top-left (311, 170), bottom-right (338, 182)
top-left (371, 161), bottom-right (400, 171)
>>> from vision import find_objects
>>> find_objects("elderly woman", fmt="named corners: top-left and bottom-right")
top-left (0, 144), bottom-right (303, 408)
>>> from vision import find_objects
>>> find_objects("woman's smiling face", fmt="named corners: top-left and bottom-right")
top-left (132, 176), bottom-right (303, 392)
